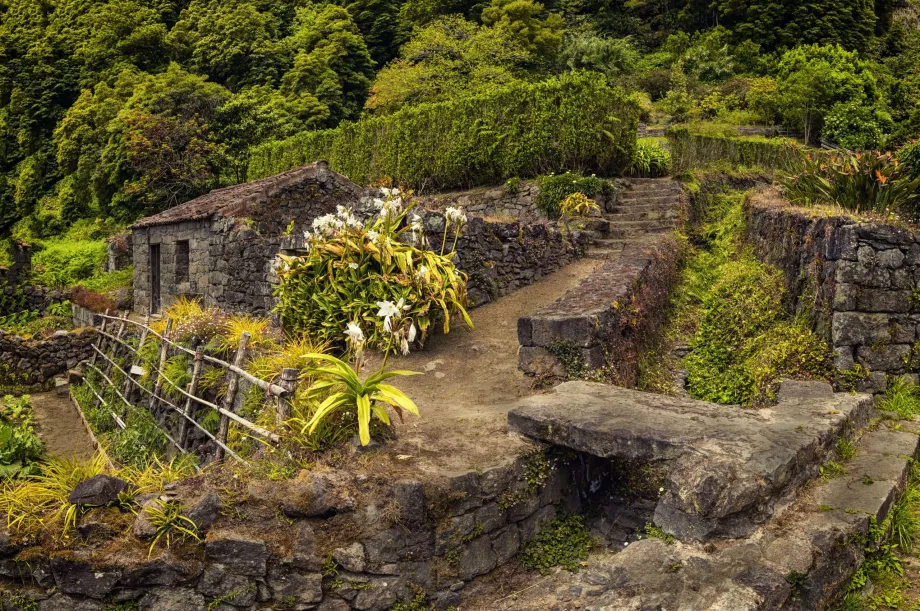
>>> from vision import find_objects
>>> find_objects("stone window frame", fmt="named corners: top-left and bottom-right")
top-left (176, 240), bottom-right (190, 284)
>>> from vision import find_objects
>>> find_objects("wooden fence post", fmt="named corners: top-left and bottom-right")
top-left (179, 350), bottom-right (204, 449)
top-left (216, 332), bottom-right (250, 461)
top-left (123, 314), bottom-right (151, 398)
top-left (90, 309), bottom-right (110, 369)
top-left (148, 319), bottom-right (173, 413)
top-left (276, 368), bottom-right (299, 424)
top-left (104, 310), bottom-right (129, 382)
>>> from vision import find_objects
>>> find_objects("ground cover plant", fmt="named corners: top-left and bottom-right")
top-left (639, 183), bottom-right (845, 405)
top-left (0, 395), bottom-right (44, 480)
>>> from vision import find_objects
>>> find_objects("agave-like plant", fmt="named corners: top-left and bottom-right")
top-left (295, 353), bottom-right (420, 446)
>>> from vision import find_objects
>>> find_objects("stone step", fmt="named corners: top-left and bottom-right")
top-left (607, 224), bottom-right (674, 239)
top-left (606, 210), bottom-right (679, 222)
top-left (488, 414), bottom-right (920, 611)
top-left (616, 194), bottom-right (679, 205)
top-left (508, 380), bottom-right (874, 541)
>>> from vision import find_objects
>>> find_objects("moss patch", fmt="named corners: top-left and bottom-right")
top-left (519, 513), bottom-right (594, 575)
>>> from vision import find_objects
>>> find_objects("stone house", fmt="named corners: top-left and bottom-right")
top-left (129, 161), bottom-right (366, 315)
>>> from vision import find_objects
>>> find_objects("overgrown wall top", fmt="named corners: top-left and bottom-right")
top-left (668, 128), bottom-right (822, 173)
top-left (745, 189), bottom-right (920, 392)
top-left (248, 73), bottom-right (641, 190)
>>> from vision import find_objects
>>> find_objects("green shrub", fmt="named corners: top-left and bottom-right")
top-left (0, 395), bottom-right (44, 480)
top-left (897, 141), bottom-right (920, 180)
top-left (685, 258), bottom-right (837, 405)
top-left (30, 239), bottom-right (106, 288)
top-left (535, 172), bottom-right (612, 218)
top-left (520, 514), bottom-right (594, 574)
top-left (822, 101), bottom-right (892, 150)
top-left (629, 141), bottom-right (671, 177)
top-left (667, 127), bottom-right (818, 173)
top-left (780, 150), bottom-right (920, 216)
top-left (275, 190), bottom-right (472, 350)
top-left (878, 376), bottom-right (920, 419)
top-left (248, 72), bottom-right (641, 190)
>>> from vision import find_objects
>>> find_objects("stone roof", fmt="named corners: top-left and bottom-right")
top-left (129, 161), bottom-right (338, 229)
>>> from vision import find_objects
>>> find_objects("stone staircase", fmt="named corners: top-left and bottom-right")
top-left (581, 178), bottom-right (682, 259)
top-left (465, 379), bottom-right (920, 610)
top-left (518, 178), bottom-right (683, 379)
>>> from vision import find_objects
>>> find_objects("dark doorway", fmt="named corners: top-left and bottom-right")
top-left (150, 244), bottom-right (161, 313)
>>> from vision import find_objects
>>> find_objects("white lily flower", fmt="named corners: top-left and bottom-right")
top-left (348, 262), bottom-right (359, 270)
top-left (344, 322), bottom-right (365, 345)
top-left (400, 337), bottom-right (410, 355)
top-left (408, 322), bottom-right (417, 343)
top-left (368, 230), bottom-right (379, 242)
top-left (382, 316), bottom-right (393, 333)
top-left (376, 300), bottom-right (401, 319)
top-left (415, 265), bottom-right (429, 281)
top-left (395, 298), bottom-right (410, 312)
top-left (445, 206), bottom-right (468, 225)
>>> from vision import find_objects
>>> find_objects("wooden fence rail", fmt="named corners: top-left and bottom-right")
top-left (74, 311), bottom-right (298, 465)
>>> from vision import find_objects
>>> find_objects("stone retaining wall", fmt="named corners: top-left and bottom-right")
top-left (0, 328), bottom-right (95, 391)
top-left (415, 181), bottom-right (545, 223)
top-left (518, 235), bottom-right (682, 384)
top-left (745, 189), bottom-right (920, 391)
top-left (0, 451), bottom-right (579, 610)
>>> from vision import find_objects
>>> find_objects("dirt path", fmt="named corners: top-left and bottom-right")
top-left (29, 390), bottom-right (96, 461)
top-left (368, 257), bottom-right (602, 477)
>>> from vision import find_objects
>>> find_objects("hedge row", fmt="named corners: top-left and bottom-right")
top-left (247, 73), bottom-right (641, 190)
top-left (667, 128), bottom-right (825, 173)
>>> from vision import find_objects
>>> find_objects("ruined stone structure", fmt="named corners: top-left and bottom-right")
top-left (0, 240), bottom-right (31, 286)
top-left (130, 162), bottom-right (366, 315)
top-left (746, 189), bottom-right (920, 392)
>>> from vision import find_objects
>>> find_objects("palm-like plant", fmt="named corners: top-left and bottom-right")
top-left (294, 353), bottom-right (420, 446)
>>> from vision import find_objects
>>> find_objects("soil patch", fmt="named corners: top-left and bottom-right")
top-left (366, 257), bottom-right (602, 478)
top-left (29, 390), bottom-right (96, 461)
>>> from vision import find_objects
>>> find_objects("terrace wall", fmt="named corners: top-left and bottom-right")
top-left (745, 189), bottom-right (920, 391)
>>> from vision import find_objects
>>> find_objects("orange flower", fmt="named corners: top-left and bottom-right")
top-left (876, 170), bottom-right (888, 184)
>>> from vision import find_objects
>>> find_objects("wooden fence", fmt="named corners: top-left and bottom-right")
top-left (75, 311), bottom-right (299, 465)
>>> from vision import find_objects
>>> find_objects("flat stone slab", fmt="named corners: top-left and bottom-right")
top-left (472, 422), bottom-right (920, 611)
top-left (508, 380), bottom-right (873, 540)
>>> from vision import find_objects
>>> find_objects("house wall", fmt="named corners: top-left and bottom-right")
top-left (132, 220), bottom-right (212, 315)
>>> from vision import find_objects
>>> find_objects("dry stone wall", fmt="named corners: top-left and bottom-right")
top-left (415, 181), bottom-right (546, 223)
top-left (0, 452), bottom-right (578, 610)
top-left (746, 190), bottom-right (920, 391)
top-left (0, 328), bottom-right (95, 391)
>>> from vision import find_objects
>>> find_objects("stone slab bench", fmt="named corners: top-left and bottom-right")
top-left (507, 380), bottom-right (873, 540)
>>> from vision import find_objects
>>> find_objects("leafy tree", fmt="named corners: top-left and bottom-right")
top-left (776, 44), bottom-right (878, 143)
top-left (214, 85), bottom-right (329, 183)
top-left (366, 15), bottom-right (528, 114)
top-left (713, 0), bottom-right (880, 53)
top-left (822, 101), bottom-right (893, 150)
top-left (481, 0), bottom-right (564, 59)
top-left (168, 0), bottom-right (285, 91)
top-left (338, 0), bottom-right (409, 66)
top-left (558, 31), bottom-right (639, 80)
top-left (282, 5), bottom-right (375, 123)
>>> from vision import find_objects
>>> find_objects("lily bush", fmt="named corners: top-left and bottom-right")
top-left (780, 151), bottom-right (920, 216)
top-left (275, 189), bottom-right (473, 351)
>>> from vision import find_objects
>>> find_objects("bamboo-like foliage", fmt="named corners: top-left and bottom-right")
top-left (248, 72), bottom-right (640, 189)
top-left (275, 192), bottom-right (473, 350)
top-left (667, 127), bottom-right (822, 173)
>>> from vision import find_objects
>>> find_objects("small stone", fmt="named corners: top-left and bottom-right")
top-left (68, 475), bottom-right (130, 507)
top-left (205, 533), bottom-right (268, 577)
top-left (333, 542), bottom-right (367, 572)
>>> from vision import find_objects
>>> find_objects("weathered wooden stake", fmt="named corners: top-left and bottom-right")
top-left (148, 319), bottom-right (173, 413)
top-left (90, 309), bottom-right (111, 408)
top-left (276, 368), bottom-right (299, 424)
top-left (123, 314), bottom-right (151, 398)
top-left (179, 350), bottom-right (204, 449)
top-left (104, 310), bottom-right (129, 382)
top-left (216, 332), bottom-right (250, 461)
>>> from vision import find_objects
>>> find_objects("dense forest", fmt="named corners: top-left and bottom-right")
top-left (0, 0), bottom-right (918, 239)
